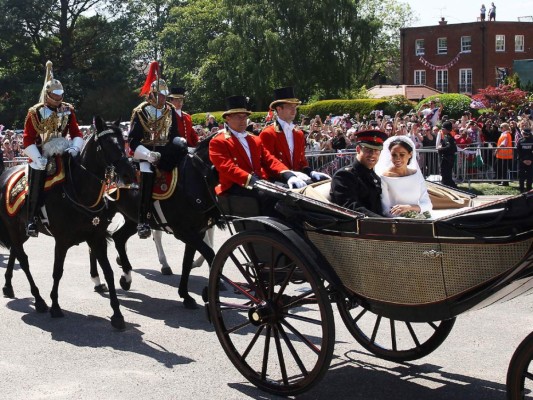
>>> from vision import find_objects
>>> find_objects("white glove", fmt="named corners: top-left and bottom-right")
top-left (24, 144), bottom-right (47, 170)
top-left (310, 171), bottom-right (331, 181)
top-left (293, 171), bottom-right (311, 182)
top-left (66, 136), bottom-right (84, 157)
top-left (134, 144), bottom-right (161, 164)
top-left (287, 175), bottom-right (307, 189)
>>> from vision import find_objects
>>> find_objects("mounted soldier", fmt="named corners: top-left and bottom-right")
top-left (22, 60), bottom-right (84, 237)
top-left (128, 61), bottom-right (186, 239)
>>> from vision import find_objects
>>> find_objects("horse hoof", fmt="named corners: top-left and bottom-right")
top-left (111, 315), bottom-right (126, 331)
top-left (192, 261), bottom-right (202, 269)
top-left (119, 276), bottom-right (131, 291)
top-left (183, 297), bottom-right (198, 310)
top-left (161, 266), bottom-right (173, 276)
top-left (50, 306), bottom-right (64, 318)
top-left (94, 284), bottom-right (109, 293)
top-left (2, 286), bottom-right (15, 298)
top-left (35, 299), bottom-right (48, 313)
top-left (116, 256), bottom-right (122, 266)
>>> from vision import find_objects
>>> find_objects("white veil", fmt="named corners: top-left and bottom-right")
top-left (374, 135), bottom-right (419, 176)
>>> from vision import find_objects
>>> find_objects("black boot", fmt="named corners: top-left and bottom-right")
top-left (137, 172), bottom-right (154, 239)
top-left (26, 167), bottom-right (46, 237)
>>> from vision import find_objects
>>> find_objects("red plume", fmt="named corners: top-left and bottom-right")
top-left (140, 61), bottom-right (159, 96)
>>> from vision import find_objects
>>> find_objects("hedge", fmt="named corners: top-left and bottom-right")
top-left (191, 111), bottom-right (268, 126)
top-left (298, 99), bottom-right (391, 120)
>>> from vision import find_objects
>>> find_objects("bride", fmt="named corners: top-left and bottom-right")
top-left (375, 136), bottom-right (432, 218)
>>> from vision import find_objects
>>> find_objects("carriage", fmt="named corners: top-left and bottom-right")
top-left (204, 180), bottom-right (533, 397)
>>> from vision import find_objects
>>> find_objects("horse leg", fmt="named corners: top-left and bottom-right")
top-left (192, 227), bottom-right (215, 269)
top-left (178, 239), bottom-right (215, 310)
top-left (10, 246), bottom-right (48, 312)
top-left (89, 247), bottom-right (108, 293)
top-left (49, 244), bottom-right (69, 318)
top-left (88, 237), bottom-right (125, 330)
top-left (112, 220), bottom-right (137, 291)
top-left (153, 229), bottom-right (173, 275)
top-left (2, 250), bottom-right (17, 298)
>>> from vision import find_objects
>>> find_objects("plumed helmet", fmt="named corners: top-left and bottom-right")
top-left (140, 61), bottom-right (169, 97)
top-left (39, 60), bottom-right (64, 103)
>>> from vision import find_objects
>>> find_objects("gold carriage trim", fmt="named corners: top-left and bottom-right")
top-left (306, 231), bottom-right (533, 305)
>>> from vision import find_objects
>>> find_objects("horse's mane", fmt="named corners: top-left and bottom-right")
top-left (193, 132), bottom-right (218, 163)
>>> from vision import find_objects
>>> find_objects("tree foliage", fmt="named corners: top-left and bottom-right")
top-left (472, 85), bottom-right (529, 112)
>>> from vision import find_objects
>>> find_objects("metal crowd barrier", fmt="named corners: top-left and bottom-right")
top-left (3, 157), bottom-right (28, 168)
top-left (306, 146), bottom-right (517, 186)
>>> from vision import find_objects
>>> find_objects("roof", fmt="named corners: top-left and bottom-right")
top-left (368, 85), bottom-right (442, 101)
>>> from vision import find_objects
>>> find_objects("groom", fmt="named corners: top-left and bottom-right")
top-left (330, 129), bottom-right (388, 216)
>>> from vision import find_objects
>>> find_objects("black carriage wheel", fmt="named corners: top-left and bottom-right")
top-left (507, 331), bottom-right (533, 400)
top-left (208, 230), bottom-right (335, 396)
top-left (337, 296), bottom-right (456, 362)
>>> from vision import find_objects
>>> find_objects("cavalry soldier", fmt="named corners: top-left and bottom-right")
top-left (209, 95), bottom-right (307, 201)
top-left (260, 86), bottom-right (329, 182)
top-left (23, 60), bottom-right (84, 237)
top-left (167, 87), bottom-right (199, 147)
top-left (128, 61), bottom-right (186, 239)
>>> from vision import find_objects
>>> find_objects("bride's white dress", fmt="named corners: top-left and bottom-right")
top-left (380, 169), bottom-right (433, 217)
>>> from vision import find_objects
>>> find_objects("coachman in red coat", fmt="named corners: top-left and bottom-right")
top-left (260, 86), bottom-right (330, 182)
top-left (168, 87), bottom-right (199, 147)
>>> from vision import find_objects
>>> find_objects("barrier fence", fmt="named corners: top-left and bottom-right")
top-left (306, 146), bottom-right (519, 186)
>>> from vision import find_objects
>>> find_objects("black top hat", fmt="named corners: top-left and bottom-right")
top-left (222, 95), bottom-right (252, 118)
top-left (270, 86), bottom-right (301, 109)
top-left (354, 130), bottom-right (388, 150)
top-left (168, 87), bottom-right (186, 99)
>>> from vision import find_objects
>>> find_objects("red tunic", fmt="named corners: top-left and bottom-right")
top-left (23, 102), bottom-right (82, 149)
top-left (175, 110), bottom-right (199, 147)
top-left (209, 129), bottom-right (290, 195)
top-left (259, 120), bottom-right (308, 172)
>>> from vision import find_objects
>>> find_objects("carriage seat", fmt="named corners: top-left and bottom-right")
top-left (294, 180), bottom-right (332, 204)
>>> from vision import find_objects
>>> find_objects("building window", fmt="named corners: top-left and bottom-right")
top-left (415, 39), bottom-right (425, 55)
top-left (436, 70), bottom-right (448, 93)
top-left (496, 35), bottom-right (505, 52)
top-left (414, 70), bottom-right (426, 85)
top-left (495, 67), bottom-right (508, 85)
top-left (515, 35), bottom-right (524, 52)
top-left (437, 37), bottom-right (447, 54)
top-left (459, 69), bottom-right (472, 93)
top-left (461, 36), bottom-right (472, 52)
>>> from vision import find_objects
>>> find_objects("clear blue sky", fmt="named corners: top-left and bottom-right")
top-left (401, 0), bottom-right (532, 27)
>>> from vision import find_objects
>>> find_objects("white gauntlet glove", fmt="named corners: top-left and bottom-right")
top-left (134, 144), bottom-right (161, 164)
top-left (24, 144), bottom-right (47, 170)
top-left (310, 171), bottom-right (331, 181)
top-left (292, 171), bottom-right (311, 182)
top-left (287, 175), bottom-right (307, 189)
top-left (67, 137), bottom-right (84, 157)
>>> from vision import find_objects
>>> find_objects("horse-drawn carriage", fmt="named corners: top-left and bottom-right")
top-left (205, 180), bottom-right (533, 397)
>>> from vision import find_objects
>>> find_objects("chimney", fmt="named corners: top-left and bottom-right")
top-left (439, 17), bottom-right (447, 25)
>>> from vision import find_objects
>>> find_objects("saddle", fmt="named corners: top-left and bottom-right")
top-left (5, 156), bottom-right (66, 216)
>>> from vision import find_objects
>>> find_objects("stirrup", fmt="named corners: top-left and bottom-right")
top-left (26, 222), bottom-right (39, 238)
top-left (137, 223), bottom-right (151, 239)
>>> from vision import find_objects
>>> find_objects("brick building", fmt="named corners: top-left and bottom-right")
top-left (400, 19), bottom-right (533, 96)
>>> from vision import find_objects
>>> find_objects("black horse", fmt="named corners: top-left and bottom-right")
top-left (0, 121), bottom-right (135, 329)
top-left (90, 120), bottom-right (223, 309)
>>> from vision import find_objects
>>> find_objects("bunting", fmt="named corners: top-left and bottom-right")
top-left (418, 51), bottom-right (464, 71)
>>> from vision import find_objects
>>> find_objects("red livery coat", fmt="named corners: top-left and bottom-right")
top-left (259, 120), bottom-right (308, 172)
top-left (209, 129), bottom-right (290, 195)
top-left (176, 111), bottom-right (199, 147)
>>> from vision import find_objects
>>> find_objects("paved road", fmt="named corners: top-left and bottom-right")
top-left (0, 220), bottom-right (532, 400)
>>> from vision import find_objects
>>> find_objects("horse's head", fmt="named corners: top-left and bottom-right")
top-left (191, 132), bottom-right (219, 189)
top-left (86, 116), bottom-right (136, 187)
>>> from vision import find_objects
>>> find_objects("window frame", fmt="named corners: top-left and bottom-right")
top-left (459, 68), bottom-right (473, 94)
top-left (495, 34), bottom-right (505, 52)
top-left (515, 35), bottom-right (524, 52)
top-left (436, 69), bottom-right (449, 93)
top-left (415, 39), bottom-right (425, 56)
top-left (461, 36), bottom-right (472, 53)
top-left (414, 70), bottom-right (426, 85)
top-left (437, 37), bottom-right (448, 55)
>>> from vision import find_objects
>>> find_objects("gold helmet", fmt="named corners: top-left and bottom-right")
top-left (140, 61), bottom-right (169, 97)
top-left (39, 61), bottom-right (64, 103)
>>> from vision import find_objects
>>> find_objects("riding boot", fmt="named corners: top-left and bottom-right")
top-left (137, 172), bottom-right (154, 239)
top-left (26, 167), bottom-right (46, 237)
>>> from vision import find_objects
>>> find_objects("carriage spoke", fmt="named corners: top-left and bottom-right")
top-left (220, 273), bottom-right (261, 304)
top-left (428, 321), bottom-right (438, 330)
top-left (405, 322), bottom-right (422, 347)
top-left (261, 326), bottom-right (272, 380)
top-left (278, 322), bottom-right (309, 377)
top-left (273, 327), bottom-right (289, 385)
top-left (370, 316), bottom-right (382, 344)
top-left (525, 371), bottom-right (533, 380)
top-left (281, 289), bottom-right (315, 311)
top-left (390, 319), bottom-right (397, 352)
top-left (219, 301), bottom-right (253, 312)
top-left (282, 312), bottom-right (323, 326)
top-left (225, 319), bottom-right (254, 335)
top-left (281, 319), bottom-right (321, 355)
top-left (274, 263), bottom-right (297, 303)
top-left (242, 325), bottom-right (265, 361)
top-left (353, 308), bottom-right (367, 323)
